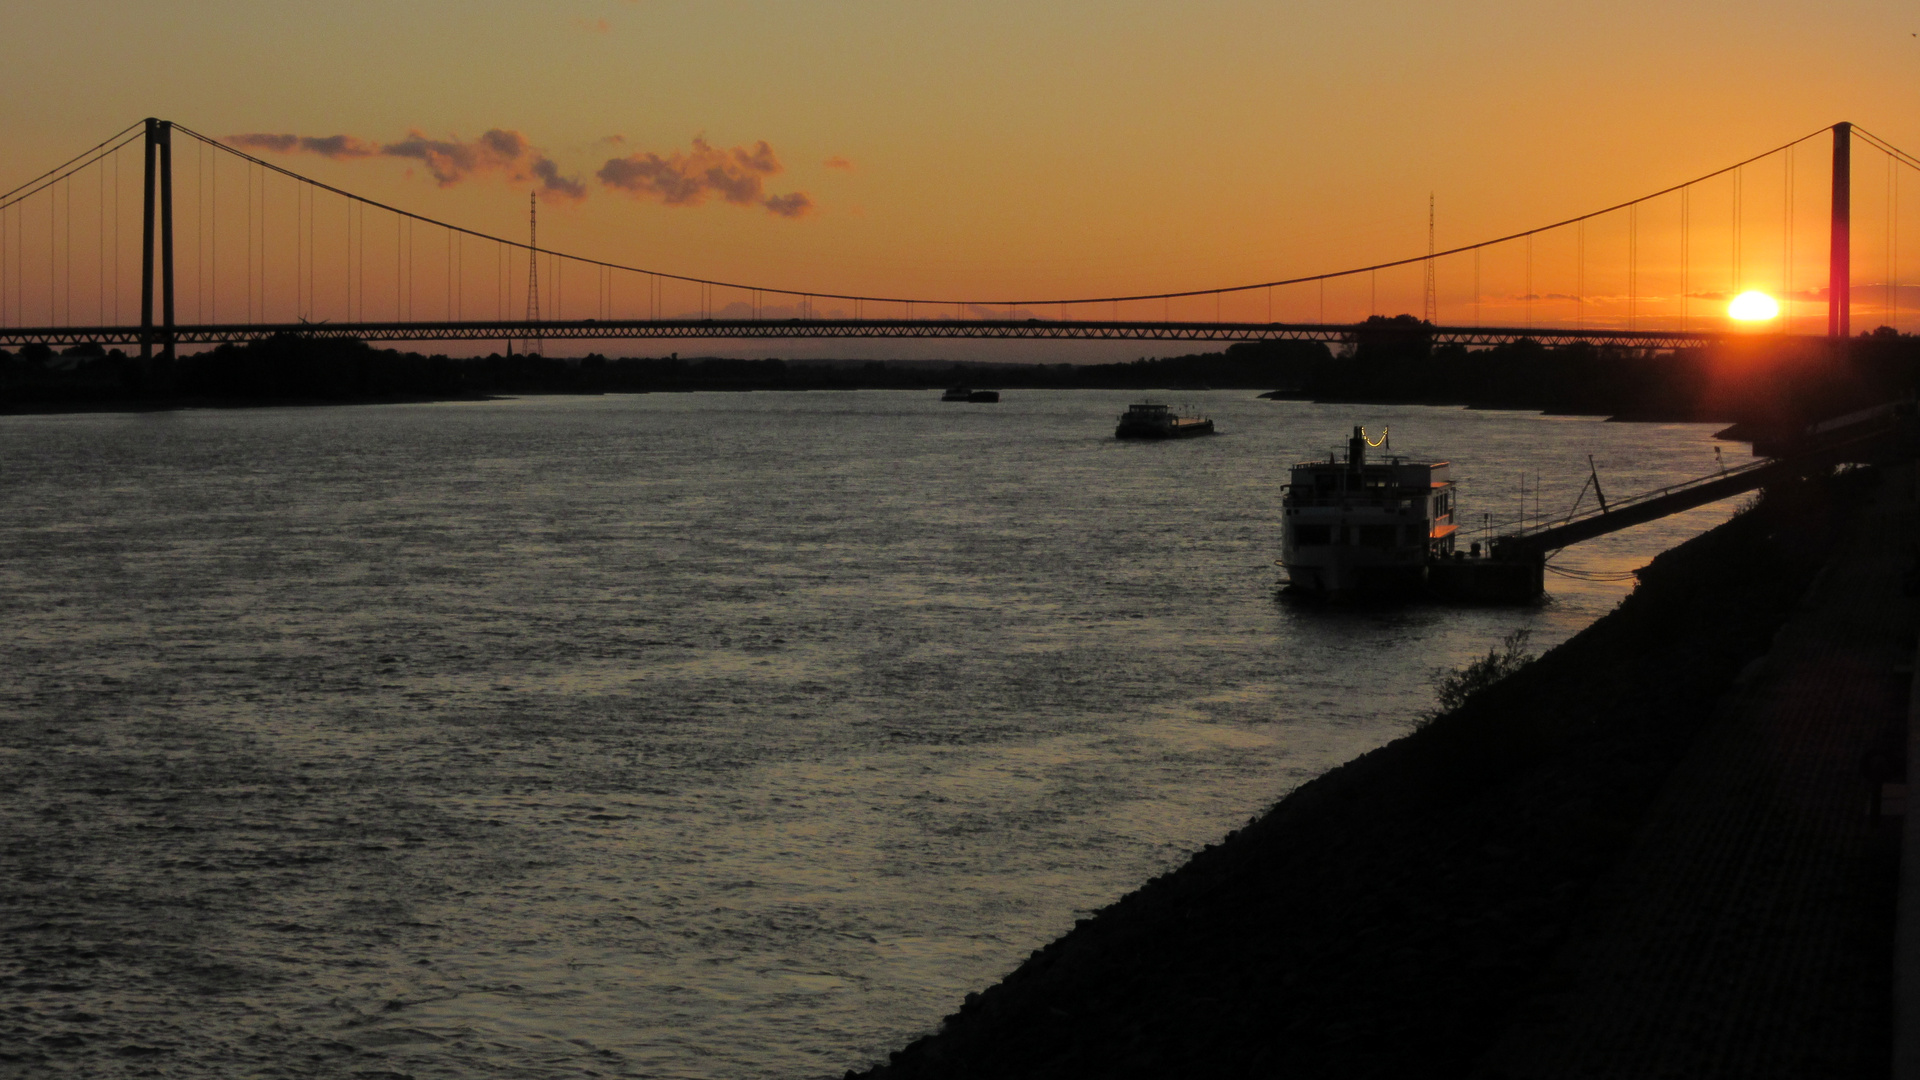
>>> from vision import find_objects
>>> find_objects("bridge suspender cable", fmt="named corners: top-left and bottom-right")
top-left (14, 118), bottom-right (1920, 343)
top-left (156, 120), bottom-right (1844, 313)
top-left (0, 122), bottom-right (144, 206)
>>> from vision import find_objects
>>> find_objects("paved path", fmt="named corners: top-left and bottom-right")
top-left (1475, 468), bottom-right (1914, 1079)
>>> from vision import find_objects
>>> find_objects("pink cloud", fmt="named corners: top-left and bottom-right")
top-left (763, 192), bottom-right (814, 218)
top-left (597, 136), bottom-right (812, 216)
top-left (229, 126), bottom-right (812, 215)
top-left (231, 127), bottom-right (586, 201)
top-left (229, 133), bottom-right (378, 160)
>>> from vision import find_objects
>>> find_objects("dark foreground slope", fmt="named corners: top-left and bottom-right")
top-left (850, 474), bottom-right (1865, 1080)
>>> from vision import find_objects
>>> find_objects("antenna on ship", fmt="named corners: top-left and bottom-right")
top-left (525, 191), bottom-right (542, 356)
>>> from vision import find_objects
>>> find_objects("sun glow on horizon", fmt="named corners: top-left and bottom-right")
top-left (1728, 290), bottom-right (1781, 322)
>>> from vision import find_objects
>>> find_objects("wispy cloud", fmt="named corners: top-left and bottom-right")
top-left (823, 156), bottom-right (854, 171)
top-left (230, 127), bottom-right (586, 201)
top-left (230, 127), bottom-right (810, 216)
top-left (596, 136), bottom-right (813, 217)
top-left (378, 129), bottom-right (586, 200)
top-left (763, 192), bottom-right (814, 218)
top-left (574, 17), bottom-right (611, 33)
top-left (529, 157), bottom-right (589, 200)
top-left (230, 133), bottom-right (378, 160)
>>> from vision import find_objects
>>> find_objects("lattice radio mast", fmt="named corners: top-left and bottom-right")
top-left (1423, 193), bottom-right (1437, 324)
top-left (525, 191), bottom-right (542, 355)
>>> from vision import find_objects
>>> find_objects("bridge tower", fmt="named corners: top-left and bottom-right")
top-left (1829, 122), bottom-right (1851, 338)
top-left (139, 118), bottom-right (176, 364)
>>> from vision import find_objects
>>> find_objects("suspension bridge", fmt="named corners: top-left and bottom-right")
top-left (2, 119), bottom-right (1916, 360)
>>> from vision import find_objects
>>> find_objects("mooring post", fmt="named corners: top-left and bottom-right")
top-left (1829, 121), bottom-right (1851, 339)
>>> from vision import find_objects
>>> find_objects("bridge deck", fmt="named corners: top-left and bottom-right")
top-left (0, 318), bottom-right (1728, 350)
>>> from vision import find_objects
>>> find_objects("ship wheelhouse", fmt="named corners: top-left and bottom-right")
top-left (1115, 401), bottom-right (1215, 439)
top-left (1280, 426), bottom-right (1457, 596)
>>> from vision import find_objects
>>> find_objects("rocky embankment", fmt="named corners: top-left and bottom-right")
top-left (849, 472), bottom-right (1865, 1080)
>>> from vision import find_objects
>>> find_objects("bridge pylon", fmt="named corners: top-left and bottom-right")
top-left (1829, 121), bottom-right (1851, 339)
top-left (139, 118), bottom-right (176, 365)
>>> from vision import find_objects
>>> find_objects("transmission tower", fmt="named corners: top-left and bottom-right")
top-left (1423, 193), bottom-right (1437, 324)
top-left (525, 191), bottom-right (542, 355)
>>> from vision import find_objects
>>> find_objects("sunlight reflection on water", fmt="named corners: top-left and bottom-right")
top-left (0, 392), bottom-right (1744, 1078)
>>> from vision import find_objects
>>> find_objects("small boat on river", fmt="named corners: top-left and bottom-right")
top-left (942, 386), bottom-right (1000, 402)
top-left (1115, 402), bottom-right (1214, 439)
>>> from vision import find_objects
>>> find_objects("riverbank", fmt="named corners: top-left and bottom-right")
top-left (9, 329), bottom-right (1914, 423)
top-left (847, 465), bottom-right (1900, 1079)
top-left (0, 392), bottom-right (496, 415)
top-left (0, 336), bottom-right (1329, 412)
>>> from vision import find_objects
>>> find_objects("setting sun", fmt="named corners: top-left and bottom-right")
top-left (1728, 290), bottom-right (1781, 321)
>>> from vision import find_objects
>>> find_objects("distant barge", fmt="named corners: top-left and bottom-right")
top-left (942, 387), bottom-right (1000, 403)
top-left (1116, 402), bottom-right (1214, 439)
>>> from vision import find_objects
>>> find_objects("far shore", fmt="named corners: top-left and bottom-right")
top-left (15, 326), bottom-right (1912, 425)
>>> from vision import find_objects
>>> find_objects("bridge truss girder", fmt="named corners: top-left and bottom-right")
top-left (0, 319), bottom-right (1730, 351)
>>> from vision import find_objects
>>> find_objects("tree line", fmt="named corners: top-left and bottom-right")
top-left (3, 317), bottom-right (1915, 429)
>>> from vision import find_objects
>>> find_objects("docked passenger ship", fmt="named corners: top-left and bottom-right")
top-left (1280, 426), bottom-right (1459, 596)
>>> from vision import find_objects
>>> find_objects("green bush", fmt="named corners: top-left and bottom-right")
top-left (1423, 629), bottom-right (1535, 724)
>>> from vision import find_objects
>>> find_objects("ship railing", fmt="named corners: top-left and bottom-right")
top-left (1499, 455), bottom-right (1778, 540)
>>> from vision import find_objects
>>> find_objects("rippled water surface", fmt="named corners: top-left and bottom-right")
top-left (0, 391), bottom-right (1744, 1078)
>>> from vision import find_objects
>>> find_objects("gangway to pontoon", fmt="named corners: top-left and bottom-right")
top-left (1491, 402), bottom-right (1913, 562)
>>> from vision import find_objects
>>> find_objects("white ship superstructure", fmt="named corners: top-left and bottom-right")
top-left (1281, 426), bottom-right (1458, 596)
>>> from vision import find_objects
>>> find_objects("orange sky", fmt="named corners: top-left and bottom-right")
top-left (4, 0), bottom-right (1920, 358)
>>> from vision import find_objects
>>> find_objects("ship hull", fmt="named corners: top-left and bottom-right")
top-left (1280, 550), bottom-right (1427, 597)
top-left (1115, 418), bottom-right (1215, 439)
top-left (1282, 555), bottom-right (1543, 603)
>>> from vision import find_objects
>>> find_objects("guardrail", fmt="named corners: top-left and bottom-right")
top-left (1507, 455), bottom-right (1778, 541)
top-left (1494, 412), bottom-right (1910, 558)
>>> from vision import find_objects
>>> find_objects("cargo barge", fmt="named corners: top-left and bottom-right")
top-left (1115, 402), bottom-right (1214, 439)
top-left (942, 387), bottom-right (1000, 403)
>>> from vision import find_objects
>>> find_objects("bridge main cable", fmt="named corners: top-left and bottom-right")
top-left (0, 122), bottom-right (146, 212)
top-left (166, 121), bottom-right (1841, 313)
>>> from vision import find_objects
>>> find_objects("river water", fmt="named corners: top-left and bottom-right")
top-left (0, 391), bottom-right (1744, 1079)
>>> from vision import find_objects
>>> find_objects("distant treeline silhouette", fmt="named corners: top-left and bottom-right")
top-left (3, 316), bottom-right (1916, 428)
top-left (1308, 314), bottom-right (1920, 430)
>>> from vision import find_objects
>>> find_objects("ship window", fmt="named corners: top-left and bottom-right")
top-left (1294, 524), bottom-right (1333, 545)
top-left (1357, 524), bottom-right (1398, 547)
